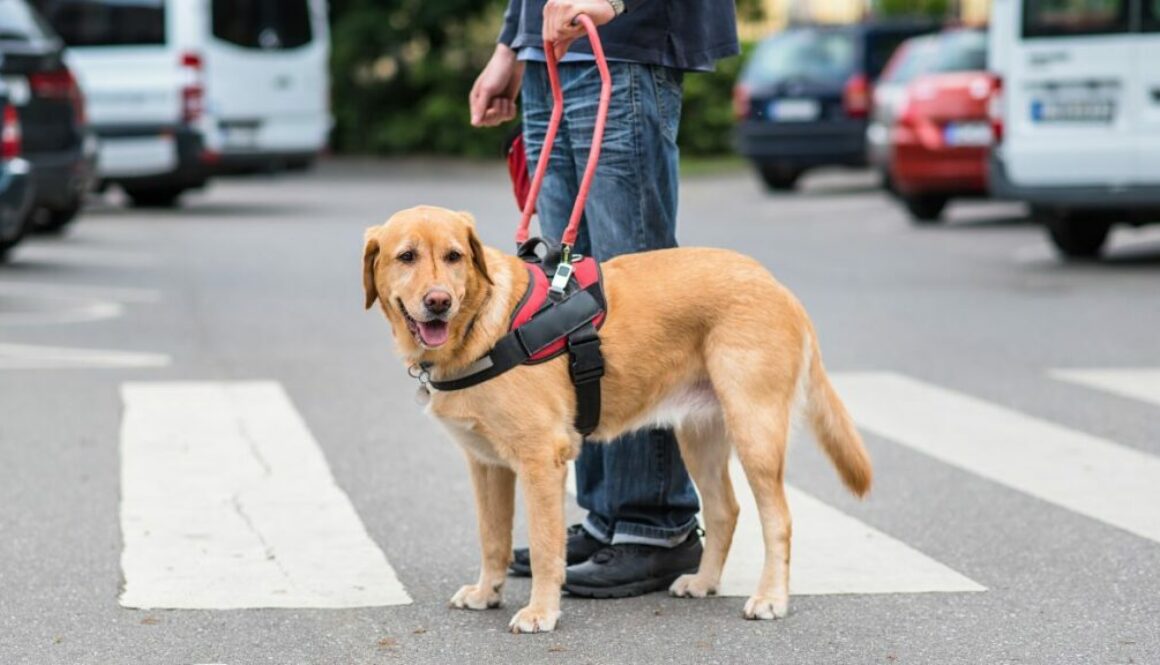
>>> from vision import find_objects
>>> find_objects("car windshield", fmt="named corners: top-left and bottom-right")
top-left (0, 0), bottom-right (55, 42)
top-left (31, 0), bottom-right (165, 46)
top-left (879, 31), bottom-right (987, 85)
top-left (742, 29), bottom-right (857, 87)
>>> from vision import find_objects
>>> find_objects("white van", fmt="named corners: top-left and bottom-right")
top-left (32, 0), bottom-right (331, 207)
top-left (988, 0), bottom-right (1160, 258)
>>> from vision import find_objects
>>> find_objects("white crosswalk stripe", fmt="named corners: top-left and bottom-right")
top-left (0, 343), bottom-right (170, 370)
top-left (832, 372), bottom-right (1160, 545)
top-left (567, 460), bottom-right (985, 597)
top-left (120, 369), bottom-right (1160, 609)
top-left (1052, 368), bottom-right (1160, 408)
top-left (120, 382), bottom-right (410, 609)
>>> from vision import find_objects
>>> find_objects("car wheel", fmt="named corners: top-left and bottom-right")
top-left (903, 195), bottom-right (949, 224)
top-left (34, 199), bottom-right (83, 235)
top-left (125, 186), bottom-right (186, 209)
top-left (1039, 209), bottom-right (1112, 260)
top-left (0, 212), bottom-right (27, 262)
top-left (759, 166), bottom-right (802, 192)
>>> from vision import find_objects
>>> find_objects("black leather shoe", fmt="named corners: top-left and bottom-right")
top-left (563, 530), bottom-right (702, 598)
top-left (509, 524), bottom-right (605, 577)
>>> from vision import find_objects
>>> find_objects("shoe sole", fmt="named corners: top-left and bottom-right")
top-left (508, 563), bottom-right (531, 577)
top-left (563, 566), bottom-right (698, 599)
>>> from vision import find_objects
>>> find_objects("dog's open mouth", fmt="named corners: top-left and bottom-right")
top-left (398, 299), bottom-right (450, 348)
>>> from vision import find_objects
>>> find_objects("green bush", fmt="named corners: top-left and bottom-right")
top-left (329, 2), bottom-right (750, 157)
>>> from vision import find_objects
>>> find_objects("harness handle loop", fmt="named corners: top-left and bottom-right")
top-left (515, 14), bottom-right (611, 250)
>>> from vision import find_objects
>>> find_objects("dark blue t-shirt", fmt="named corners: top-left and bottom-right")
top-left (498, 0), bottom-right (740, 72)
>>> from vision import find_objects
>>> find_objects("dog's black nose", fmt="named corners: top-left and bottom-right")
top-left (424, 290), bottom-right (452, 315)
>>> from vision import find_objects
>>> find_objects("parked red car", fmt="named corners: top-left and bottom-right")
top-left (885, 29), bottom-right (996, 222)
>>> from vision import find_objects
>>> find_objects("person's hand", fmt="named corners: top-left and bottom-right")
top-left (470, 44), bottom-right (525, 127)
top-left (542, 0), bottom-right (617, 60)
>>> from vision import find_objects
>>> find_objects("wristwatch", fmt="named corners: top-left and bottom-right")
top-left (607, 0), bottom-right (626, 15)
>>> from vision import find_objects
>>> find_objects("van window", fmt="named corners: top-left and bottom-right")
top-left (212, 0), bottom-right (312, 50)
top-left (31, 0), bottom-right (164, 46)
top-left (742, 29), bottom-right (856, 87)
top-left (1022, 0), bottom-right (1130, 38)
top-left (0, 0), bottom-right (55, 42)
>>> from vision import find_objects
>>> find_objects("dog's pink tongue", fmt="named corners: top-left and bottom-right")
top-left (418, 321), bottom-right (450, 347)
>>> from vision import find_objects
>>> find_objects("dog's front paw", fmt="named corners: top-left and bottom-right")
top-left (450, 583), bottom-right (502, 610)
top-left (508, 605), bottom-right (560, 634)
top-left (669, 573), bottom-right (718, 598)
top-left (743, 594), bottom-right (788, 620)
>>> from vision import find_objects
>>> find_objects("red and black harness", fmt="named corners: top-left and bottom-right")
top-left (420, 17), bottom-right (613, 436)
top-left (427, 239), bottom-right (607, 436)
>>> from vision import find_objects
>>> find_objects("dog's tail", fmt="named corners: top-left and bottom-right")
top-left (803, 332), bottom-right (872, 497)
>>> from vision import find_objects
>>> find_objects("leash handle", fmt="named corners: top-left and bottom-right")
top-left (515, 14), bottom-right (611, 249)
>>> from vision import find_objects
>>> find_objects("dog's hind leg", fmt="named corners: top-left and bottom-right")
top-left (451, 456), bottom-right (516, 611)
top-left (669, 415), bottom-right (737, 599)
top-left (728, 401), bottom-right (793, 619)
top-left (706, 336), bottom-right (800, 620)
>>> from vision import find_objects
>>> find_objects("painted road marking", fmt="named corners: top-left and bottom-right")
top-left (1052, 368), bottom-right (1160, 408)
top-left (0, 281), bottom-right (159, 326)
top-left (721, 460), bottom-right (984, 596)
top-left (0, 344), bottom-right (170, 369)
top-left (566, 460), bottom-right (984, 596)
top-left (120, 382), bottom-right (410, 609)
top-left (833, 372), bottom-right (1160, 545)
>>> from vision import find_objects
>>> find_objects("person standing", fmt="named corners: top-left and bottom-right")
top-left (469, 0), bottom-right (739, 598)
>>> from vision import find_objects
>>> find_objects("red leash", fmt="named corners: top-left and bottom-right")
top-left (515, 14), bottom-right (612, 254)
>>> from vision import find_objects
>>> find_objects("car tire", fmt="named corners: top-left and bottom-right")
top-left (0, 213), bottom-right (27, 262)
top-left (903, 195), bottom-right (949, 223)
top-left (125, 186), bottom-right (186, 209)
top-left (759, 166), bottom-right (802, 192)
top-left (1040, 209), bottom-right (1112, 260)
top-left (34, 199), bottom-right (83, 234)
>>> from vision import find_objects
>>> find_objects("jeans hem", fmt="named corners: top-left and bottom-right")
top-left (609, 517), bottom-right (698, 548)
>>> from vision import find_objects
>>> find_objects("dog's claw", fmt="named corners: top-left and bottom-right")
top-left (450, 584), bottom-right (502, 610)
top-left (743, 594), bottom-right (788, 620)
top-left (508, 605), bottom-right (560, 633)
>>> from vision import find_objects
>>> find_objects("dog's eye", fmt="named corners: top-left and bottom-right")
top-left (397, 251), bottom-right (416, 264)
top-left (445, 250), bottom-right (463, 264)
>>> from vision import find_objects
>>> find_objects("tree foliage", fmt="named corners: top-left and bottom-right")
top-left (329, 1), bottom-right (748, 157)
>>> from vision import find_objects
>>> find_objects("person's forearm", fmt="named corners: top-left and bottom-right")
top-left (498, 0), bottom-right (522, 46)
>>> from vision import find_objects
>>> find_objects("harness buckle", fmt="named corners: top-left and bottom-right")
top-left (567, 326), bottom-right (604, 385)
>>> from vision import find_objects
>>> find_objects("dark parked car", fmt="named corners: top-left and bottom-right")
top-left (0, 85), bottom-right (35, 260)
top-left (734, 20), bottom-right (938, 191)
top-left (0, 0), bottom-right (94, 232)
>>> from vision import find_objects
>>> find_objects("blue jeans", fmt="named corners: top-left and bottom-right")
top-left (521, 61), bottom-right (700, 547)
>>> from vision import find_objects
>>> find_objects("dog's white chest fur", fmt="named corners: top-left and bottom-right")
top-left (438, 416), bottom-right (507, 466)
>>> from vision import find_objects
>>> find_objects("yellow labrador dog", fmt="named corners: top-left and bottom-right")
top-left (363, 205), bottom-right (872, 633)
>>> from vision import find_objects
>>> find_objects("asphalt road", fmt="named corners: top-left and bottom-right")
top-left (2, 161), bottom-right (1159, 665)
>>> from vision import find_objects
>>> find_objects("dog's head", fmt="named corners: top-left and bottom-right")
top-left (363, 206), bottom-right (492, 357)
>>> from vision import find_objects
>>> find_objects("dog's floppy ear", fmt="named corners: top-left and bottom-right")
top-left (459, 211), bottom-right (493, 285)
top-left (363, 231), bottom-right (381, 310)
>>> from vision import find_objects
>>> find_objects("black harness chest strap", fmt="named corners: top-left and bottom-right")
top-left (428, 287), bottom-right (603, 392)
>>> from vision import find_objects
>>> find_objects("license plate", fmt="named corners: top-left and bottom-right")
top-left (768, 99), bottom-right (820, 122)
top-left (222, 125), bottom-right (259, 149)
top-left (1030, 98), bottom-right (1116, 124)
top-left (943, 122), bottom-right (993, 147)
